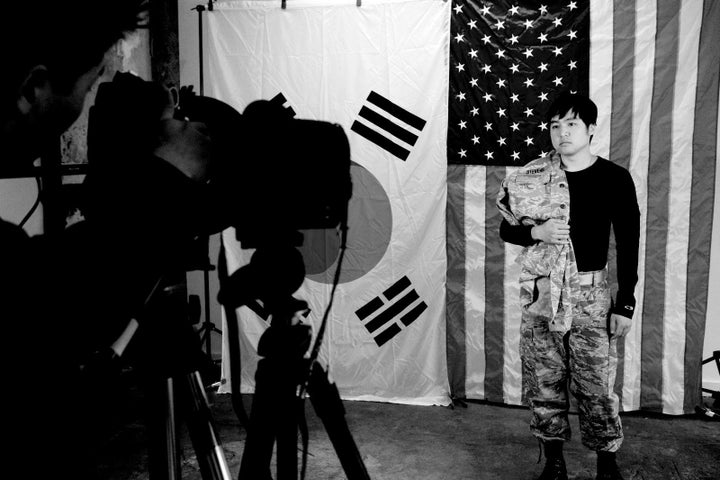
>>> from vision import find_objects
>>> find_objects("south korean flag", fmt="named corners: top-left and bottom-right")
top-left (205, 0), bottom-right (451, 406)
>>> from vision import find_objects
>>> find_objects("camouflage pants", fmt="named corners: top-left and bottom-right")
top-left (519, 270), bottom-right (623, 452)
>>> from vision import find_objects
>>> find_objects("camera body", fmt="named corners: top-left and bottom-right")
top-left (88, 72), bottom-right (352, 248)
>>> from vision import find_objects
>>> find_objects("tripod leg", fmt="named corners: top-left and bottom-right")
top-left (147, 378), bottom-right (182, 480)
top-left (238, 354), bottom-right (284, 480)
top-left (307, 363), bottom-right (371, 480)
top-left (217, 236), bottom-right (250, 430)
top-left (178, 371), bottom-right (233, 480)
top-left (239, 322), bottom-right (311, 480)
top-left (275, 394), bottom-right (301, 480)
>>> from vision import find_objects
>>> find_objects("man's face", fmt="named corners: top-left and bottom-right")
top-left (2, 60), bottom-right (106, 166)
top-left (549, 110), bottom-right (595, 157)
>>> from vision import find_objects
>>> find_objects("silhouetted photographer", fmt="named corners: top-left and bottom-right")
top-left (86, 70), bottom-right (354, 479)
top-left (1, 1), bottom-right (352, 477)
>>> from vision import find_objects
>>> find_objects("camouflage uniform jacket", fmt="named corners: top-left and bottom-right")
top-left (497, 151), bottom-right (580, 332)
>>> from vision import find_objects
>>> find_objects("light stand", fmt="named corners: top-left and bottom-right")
top-left (191, 236), bottom-right (221, 362)
top-left (190, 1), bottom-right (222, 364)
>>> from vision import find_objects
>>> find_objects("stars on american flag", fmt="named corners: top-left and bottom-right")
top-left (448, 1), bottom-right (589, 165)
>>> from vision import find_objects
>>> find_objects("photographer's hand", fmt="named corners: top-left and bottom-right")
top-left (153, 116), bottom-right (212, 182)
top-left (151, 88), bottom-right (212, 182)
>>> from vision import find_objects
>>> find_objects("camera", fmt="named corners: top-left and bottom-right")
top-left (88, 71), bottom-right (352, 249)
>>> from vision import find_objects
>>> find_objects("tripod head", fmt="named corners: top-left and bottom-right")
top-left (216, 240), bottom-right (307, 318)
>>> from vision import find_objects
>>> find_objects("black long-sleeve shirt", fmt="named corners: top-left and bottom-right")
top-left (500, 157), bottom-right (640, 319)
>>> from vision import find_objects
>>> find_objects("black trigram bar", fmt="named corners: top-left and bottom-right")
top-left (358, 107), bottom-right (418, 145)
top-left (350, 122), bottom-right (411, 160)
top-left (351, 91), bottom-right (427, 161)
top-left (400, 301), bottom-right (427, 327)
top-left (366, 91), bottom-right (426, 130)
top-left (384, 275), bottom-right (412, 300)
top-left (354, 275), bottom-right (411, 323)
top-left (354, 276), bottom-right (428, 347)
top-left (356, 297), bottom-right (384, 321)
top-left (365, 289), bottom-right (419, 333)
top-left (270, 92), bottom-right (296, 117)
top-left (374, 323), bottom-right (402, 347)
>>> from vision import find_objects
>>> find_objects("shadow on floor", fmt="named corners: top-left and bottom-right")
top-left (93, 379), bottom-right (719, 480)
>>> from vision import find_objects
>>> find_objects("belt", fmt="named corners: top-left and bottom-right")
top-left (578, 268), bottom-right (607, 286)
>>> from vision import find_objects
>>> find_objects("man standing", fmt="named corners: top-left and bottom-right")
top-left (497, 92), bottom-right (640, 480)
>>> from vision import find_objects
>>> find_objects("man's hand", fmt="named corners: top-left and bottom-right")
top-left (609, 313), bottom-right (632, 337)
top-left (150, 86), bottom-right (212, 182)
top-left (531, 218), bottom-right (571, 244)
top-left (153, 117), bottom-right (212, 182)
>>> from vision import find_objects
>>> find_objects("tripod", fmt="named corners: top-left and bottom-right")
top-left (217, 241), bottom-right (370, 480)
top-left (235, 303), bottom-right (371, 480)
top-left (125, 272), bottom-right (232, 480)
top-left (146, 370), bottom-right (232, 480)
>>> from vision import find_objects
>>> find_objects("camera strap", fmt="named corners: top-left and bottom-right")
top-left (298, 224), bottom-right (348, 399)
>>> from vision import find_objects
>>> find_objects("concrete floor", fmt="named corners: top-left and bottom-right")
top-left (95, 384), bottom-right (719, 480)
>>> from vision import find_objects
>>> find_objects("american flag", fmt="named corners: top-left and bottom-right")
top-left (447, 0), bottom-right (720, 414)
top-left (448, 1), bottom-right (589, 166)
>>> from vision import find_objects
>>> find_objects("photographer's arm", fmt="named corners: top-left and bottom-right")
top-left (153, 112), bottom-right (212, 183)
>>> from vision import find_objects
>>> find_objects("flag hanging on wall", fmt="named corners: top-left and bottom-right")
top-left (447, 0), bottom-right (589, 166)
top-left (207, 0), bottom-right (451, 405)
top-left (446, 0), bottom-right (719, 414)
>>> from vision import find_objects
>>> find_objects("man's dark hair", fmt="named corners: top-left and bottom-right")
top-left (546, 91), bottom-right (598, 126)
top-left (1, 0), bottom-right (147, 113)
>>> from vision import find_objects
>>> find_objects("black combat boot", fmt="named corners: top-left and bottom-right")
top-left (596, 451), bottom-right (625, 480)
top-left (537, 440), bottom-right (568, 480)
